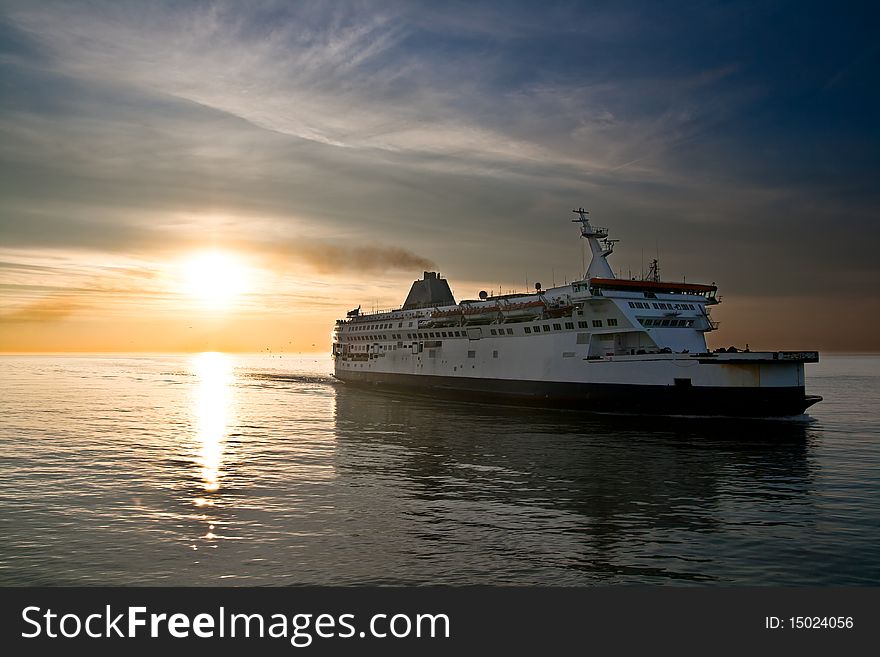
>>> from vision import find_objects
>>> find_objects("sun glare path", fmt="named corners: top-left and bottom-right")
top-left (192, 351), bottom-right (233, 496)
top-left (181, 251), bottom-right (249, 309)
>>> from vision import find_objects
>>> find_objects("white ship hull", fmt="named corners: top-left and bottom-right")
top-left (334, 334), bottom-right (818, 416)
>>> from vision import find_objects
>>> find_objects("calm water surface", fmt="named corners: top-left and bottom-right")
top-left (0, 353), bottom-right (878, 585)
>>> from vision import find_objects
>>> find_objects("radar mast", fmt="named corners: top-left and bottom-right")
top-left (572, 208), bottom-right (615, 279)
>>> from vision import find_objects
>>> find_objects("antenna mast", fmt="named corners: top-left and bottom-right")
top-left (571, 207), bottom-right (616, 279)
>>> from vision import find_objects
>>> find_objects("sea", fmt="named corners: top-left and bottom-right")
top-left (0, 353), bottom-right (878, 586)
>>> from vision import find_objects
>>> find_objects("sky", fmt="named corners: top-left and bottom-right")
top-left (0, 0), bottom-right (878, 353)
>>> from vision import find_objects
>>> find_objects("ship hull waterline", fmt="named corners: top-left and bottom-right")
top-left (333, 369), bottom-right (822, 418)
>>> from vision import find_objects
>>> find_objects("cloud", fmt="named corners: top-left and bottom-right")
top-left (0, 294), bottom-right (86, 323)
top-left (2, 0), bottom-right (737, 178)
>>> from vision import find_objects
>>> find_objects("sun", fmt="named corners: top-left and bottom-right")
top-left (181, 251), bottom-right (249, 309)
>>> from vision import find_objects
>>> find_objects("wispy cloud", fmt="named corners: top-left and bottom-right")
top-left (3, 0), bottom-right (738, 178)
top-left (0, 294), bottom-right (86, 323)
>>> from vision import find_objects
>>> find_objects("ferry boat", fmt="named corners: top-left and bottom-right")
top-left (332, 209), bottom-right (821, 417)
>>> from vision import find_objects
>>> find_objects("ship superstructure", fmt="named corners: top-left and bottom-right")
top-left (332, 209), bottom-right (820, 417)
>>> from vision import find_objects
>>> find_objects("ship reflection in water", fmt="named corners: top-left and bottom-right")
top-left (331, 385), bottom-right (818, 584)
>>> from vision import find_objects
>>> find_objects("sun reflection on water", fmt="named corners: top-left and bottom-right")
top-left (192, 352), bottom-right (233, 495)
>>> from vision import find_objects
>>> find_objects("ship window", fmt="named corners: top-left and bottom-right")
top-left (506, 328), bottom-right (513, 335)
top-left (565, 322), bottom-right (574, 329)
top-left (652, 303), bottom-right (659, 309)
top-left (490, 329), bottom-right (497, 335)
top-left (628, 302), bottom-right (635, 308)
top-left (543, 325), bottom-right (551, 331)
top-left (578, 321), bottom-right (588, 328)
top-left (493, 350), bottom-right (498, 358)
top-left (455, 331), bottom-right (462, 337)
top-left (686, 320), bottom-right (694, 327)
top-left (442, 332), bottom-right (448, 337)
top-left (408, 322), bottom-right (413, 327)
top-left (661, 319), bottom-right (670, 326)
top-left (524, 327), bottom-right (532, 334)
top-left (467, 350), bottom-right (476, 358)
top-left (553, 323), bottom-right (562, 330)
top-left (607, 318), bottom-right (618, 326)
top-left (592, 320), bottom-right (602, 327)
top-left (398, 323), bottom-right (402, 328)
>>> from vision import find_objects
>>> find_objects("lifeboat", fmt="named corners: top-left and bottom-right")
top-left (461, 304), bottom-right (503, 323)
top-left (499, 300), bottom-right (545, 319)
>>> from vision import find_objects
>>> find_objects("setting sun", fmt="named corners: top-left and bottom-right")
top-left (181, 251), bottom-right (249, 310)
